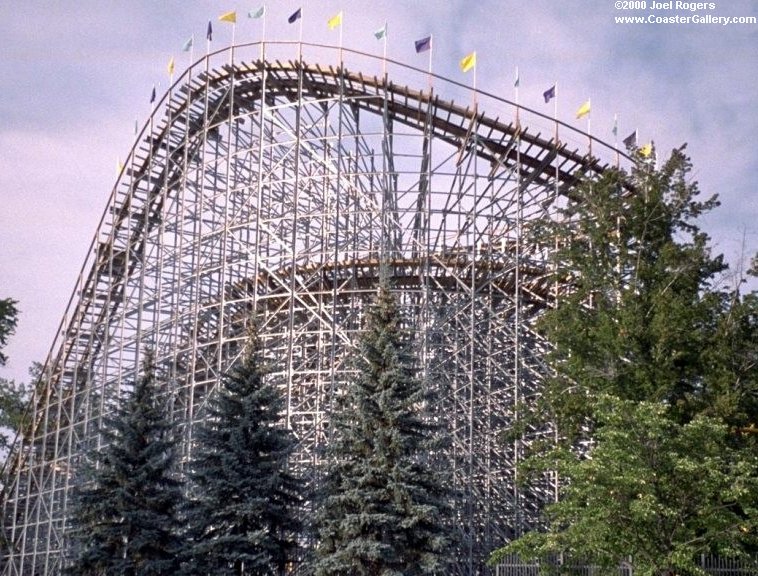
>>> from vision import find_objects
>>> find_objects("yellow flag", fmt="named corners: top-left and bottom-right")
top-left (459, 51), bottom-right (476, 73)
top-left (167, 56), bottom-right (175, 77)
top-left (219, 10), bottom-right (237, 23)
top-left (639, 142), bottom-right (653, 157)
top-left (576, 100), bottom-right (591, 119)
top-left (327, 11), bottom-right (342, 29)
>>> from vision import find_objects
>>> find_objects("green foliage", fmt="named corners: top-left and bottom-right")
top-left (496, 396), bottom-right (758, 575)
top-left (0, 363), bottom-right (33, 558)
top-left (0, 298), bottom-right (18, 368)
top-left (65, 353), bottom-right (183, 575)
top-left (181, 329), bottom-right (304, 576)
top-left (0, 376), bottom-right (31, 455)
top-left (312, 285), bottom-right (452, 576)
top-left (491, 147), bottom-right (758, 571)
top-left (537, 148), bottom-right (730, 428)
top-left (697, 291), bottom-right (758, 429)
top-left (0, 297), bottom-right (28, 458)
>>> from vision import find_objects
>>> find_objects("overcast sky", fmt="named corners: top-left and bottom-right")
top-left (1, 0), bottom-right (757, 385)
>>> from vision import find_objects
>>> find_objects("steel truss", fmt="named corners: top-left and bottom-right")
top-left (1, 43), bottom-right (628, 575)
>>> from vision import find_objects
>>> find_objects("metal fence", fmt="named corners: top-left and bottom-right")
top-left (495, 555), bottom-right (758, 576)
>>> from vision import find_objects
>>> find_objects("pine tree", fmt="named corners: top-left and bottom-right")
top-left (491, 147), bottom-right (758, 571)
top-left (0, 297), bottom-right (23, 565)
top-left (313, 285), bottom-right (452, 576)
top-left (0, 369), bottom-right (32, 459)
top-left (65, 352), bottom-right (183, 575)
top-left (0, 298), bottom-right (18, 368)
top-left (0, 298), bottom-right (27, 457)
top-left (181, 329), bottom-right (303, 576)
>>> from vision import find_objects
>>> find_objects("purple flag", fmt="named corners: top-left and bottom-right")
top-left (415, 35), bottom-right (432, 53)
top-left (543, 85), bottom-right (556, 104)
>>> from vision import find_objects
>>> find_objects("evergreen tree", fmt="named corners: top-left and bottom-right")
top-left (0, 297), bottom-right (24, 566)
top-left (65, 352), bottom-right (183, 575)
top-left (312, 285), bottom-right (452, 576)
top-left (0, 366), bottom-right (33, 459)
top-left (0, 298), bottom-right (18, 368)
top-left (0, 298), bottom-right (28, 458)
top-left (181, 328), bottom-right (303, 576)
top-left (491, 147), bottom-right (758, 572)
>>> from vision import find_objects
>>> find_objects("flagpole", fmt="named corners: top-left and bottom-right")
top-left (428, 34), bottom-right (433, 92)
top-left (262, 7), bottom-right (267, 42)
top-left (248, 6), bottom-right (266, 60)
top-left (181, 35), bottom-right (195, 68)
top-left (339, 12), bottom-right (344, 67)
top-left (472, 52), bottom-right (478, 112)
top-left (514, 66), bottom-right (520, 129)
top-left (382, 23), bottom-right (388, 78)
top-left (262, 7), bottom-right (267, 60)
top-left (287, 8), bottom-right (303, 61)
top-left (299, 9), bottom-right (304, 63)
top-left (413, 35), bottom-right (432, 94)
top-left (587, 98), bottom-right (592, 158)
top-left (231, 21), bottom-right (236, 59)
top-left (299, 8), bottom-right (304, 46)
top-left (554, 81), bottom-right (559, 143)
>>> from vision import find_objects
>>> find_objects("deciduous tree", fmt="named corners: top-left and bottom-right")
top-left (492, 147), bottom-right (758, 572)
